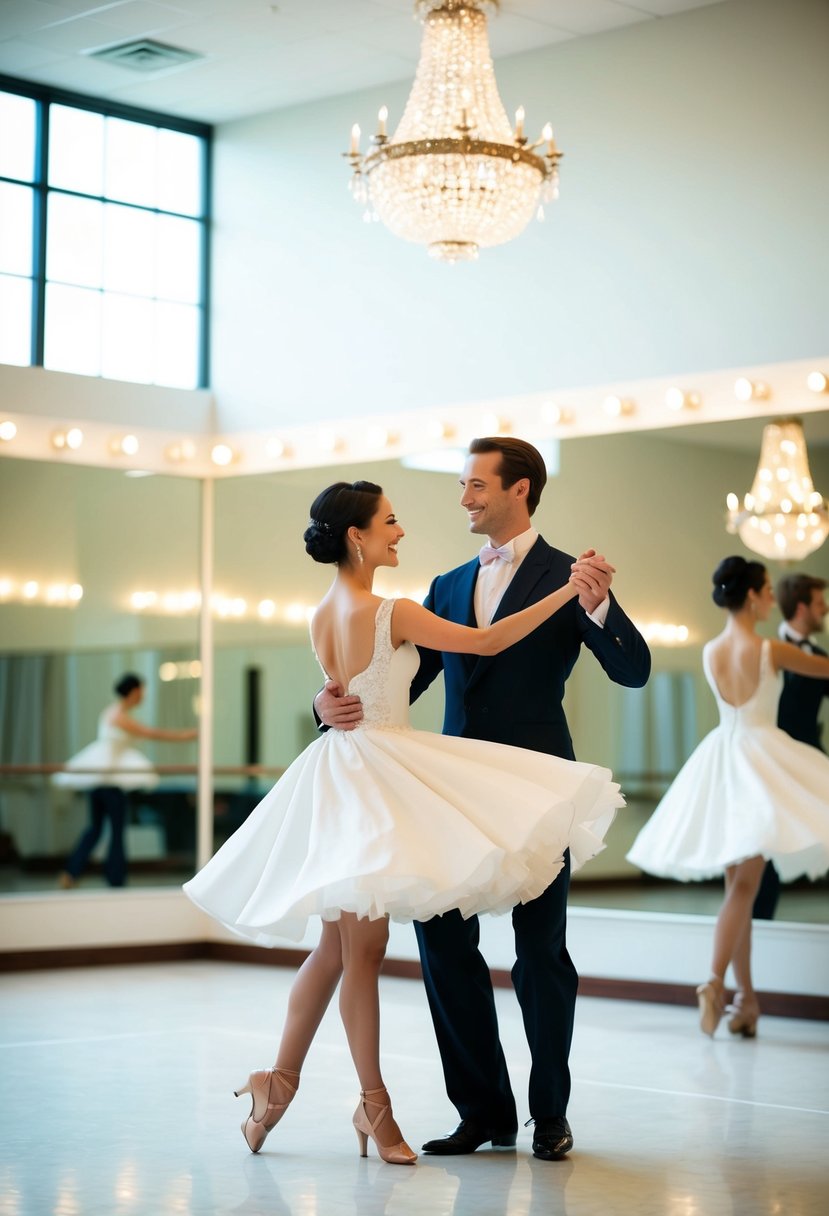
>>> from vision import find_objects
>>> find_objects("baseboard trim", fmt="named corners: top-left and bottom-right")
top-left (2, 940), bottom-right (827, 1021)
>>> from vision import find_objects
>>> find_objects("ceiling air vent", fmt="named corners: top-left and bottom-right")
top-left (88, 39), bottom-right (203, 73)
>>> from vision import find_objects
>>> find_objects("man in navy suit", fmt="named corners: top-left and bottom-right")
top-left (752, 572), bottom-right (828, 919)
top-left (316, 437), bottom-right (650, 1160)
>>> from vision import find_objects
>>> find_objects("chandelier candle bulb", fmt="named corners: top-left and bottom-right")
top-left (349, 123), bottom-right (360, 156)
top-left (515, 106), bottom-right (525, 142)
top-left (377, 106), bottom-right (388, 139)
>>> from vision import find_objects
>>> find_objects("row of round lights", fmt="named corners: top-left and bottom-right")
top-left (129, 589), bottom-right (315, 623)
top-left (0, 578), bottom-right (83, 605)
top-left (2, 370), bottom-right (827, 470)
top-left (634, 621), bottom-right (691, 646)
top-left (600, 372), bottom-right (826, 419)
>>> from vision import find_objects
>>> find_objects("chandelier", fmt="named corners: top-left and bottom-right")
top-left (726, 417), bottom-right (829, 560)
top-left (343, 0), bottom-right (562, 263)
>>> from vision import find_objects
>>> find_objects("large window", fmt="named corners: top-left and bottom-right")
top-left (0, 77), bottom-right (211, 389)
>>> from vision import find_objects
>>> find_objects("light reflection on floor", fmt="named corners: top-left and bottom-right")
top-left (0, 961), bottom-right (826, 1216)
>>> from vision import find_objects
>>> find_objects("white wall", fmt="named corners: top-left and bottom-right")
top-left (210, 0), bottom-right (829, 431)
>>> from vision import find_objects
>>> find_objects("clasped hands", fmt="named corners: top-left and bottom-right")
top-left (570, 549), bottom-right (615, 614)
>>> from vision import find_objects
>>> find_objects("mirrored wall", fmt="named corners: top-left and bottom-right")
top-left (0, 459), bottom-right (199, 891)
top-left (2, 416), bottom-right (827, 920)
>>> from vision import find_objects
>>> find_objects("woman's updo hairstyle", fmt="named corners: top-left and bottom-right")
top-left (304, 481), bottom-right (383, 565)
top-left (711, 555), bottom-right (767, 610)
top-left (114, 673), bottom-right (143, 698)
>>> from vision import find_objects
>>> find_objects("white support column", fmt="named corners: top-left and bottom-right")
top-left (196, 476), bottom-right (215, 872)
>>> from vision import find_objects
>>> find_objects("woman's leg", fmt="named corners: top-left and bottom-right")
top-left (274, 919), bottom-right (343, 1072)
top-left (337, 912), bottom-right (408, 1150)
top-left (235, 919), bottom-right (344, 1153)
top-left (711, 856), bottom-right (766, 984)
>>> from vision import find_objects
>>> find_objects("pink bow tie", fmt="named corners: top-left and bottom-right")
top-left (479, 542), bottom-right (514, 566)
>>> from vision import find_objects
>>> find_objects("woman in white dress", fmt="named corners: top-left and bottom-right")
top-left (56, 673), bottom-right (197, 888)
top-left (184, 480), bottom-right (622, 1165)
top-left (627, 555), bottom-right (829, 1038)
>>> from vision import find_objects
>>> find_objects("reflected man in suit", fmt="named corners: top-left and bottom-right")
top-left (316, 437), bottom-right (650, 1161)
top-left (752, 572), bottom-right (828, 918)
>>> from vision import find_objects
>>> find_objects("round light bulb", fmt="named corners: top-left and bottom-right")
top-left (211, 444), bottom-right (234, 466)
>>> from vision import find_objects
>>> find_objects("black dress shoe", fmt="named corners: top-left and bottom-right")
top-left (422, 1119), bottom-right (517, 1155)
top-left (529, 1116), bottom-right (573, 1161)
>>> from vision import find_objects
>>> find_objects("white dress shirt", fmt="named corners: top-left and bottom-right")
top-left (778, 621), bottom-right (812, 650)
top-left (474, 527), bottom-right (610, 628)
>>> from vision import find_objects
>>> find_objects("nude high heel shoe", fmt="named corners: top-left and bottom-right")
top-left (726, 991), bottom-right (760, 1038)
top-left (695, 976), bottom-right (725, 1037)
top-left (234, 1067), bottom-right (299, 1153)
top-left (353, 1087), bottom-right (417, 1165)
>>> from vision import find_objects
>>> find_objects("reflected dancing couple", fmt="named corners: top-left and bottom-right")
top-left (184, 437), bottom-right (650, 1164)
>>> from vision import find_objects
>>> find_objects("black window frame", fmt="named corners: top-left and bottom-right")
top-left (0, 73), bottom-right (213, 388)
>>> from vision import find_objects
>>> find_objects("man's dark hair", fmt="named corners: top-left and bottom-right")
top-left (775, 573), bottom-right (827, 622)
top-left (468, 436), bottom-right (548, 515)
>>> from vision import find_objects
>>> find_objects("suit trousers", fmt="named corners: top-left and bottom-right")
top-left (66, 785), bottom-right (128, 887)
top-left (415, 849), bottom-right (577, 1126)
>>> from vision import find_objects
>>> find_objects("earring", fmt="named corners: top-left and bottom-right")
top-left (356, 544), bottom-right (364, 564)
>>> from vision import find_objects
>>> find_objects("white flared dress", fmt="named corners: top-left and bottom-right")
top-left (184, 598), bottom-right (623, 944)
top-left (627, 639), bottom-right (829, 882)
top-left (52, 708), bottom-right (159, 792)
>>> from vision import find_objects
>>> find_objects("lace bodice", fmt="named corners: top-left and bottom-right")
top-left (702, 638), bottom-right (782, 732)
top-left (316, 598), bottom-right (420, 729)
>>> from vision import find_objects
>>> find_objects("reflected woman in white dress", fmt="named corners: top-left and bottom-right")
top-left (56, 673), bottom-right (197, 888)
top-left (627, 556), bottom-right (829, 1038)
top-left (184, 480), bottom-right (622, 1165)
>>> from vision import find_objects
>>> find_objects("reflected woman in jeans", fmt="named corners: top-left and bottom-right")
top-left (55, 673), bottom-right (196, 888)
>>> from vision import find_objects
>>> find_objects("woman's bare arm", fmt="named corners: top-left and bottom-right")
top-left (391, 578), bottom-right (582, 656)
top-left (112, 711), bottom-right (196, 742)
top-left (769, 639), bottom-right (829, 679)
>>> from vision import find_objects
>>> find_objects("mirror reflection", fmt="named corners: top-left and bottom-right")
top-left (211, 420), bottom-right (828, 923)
top-left (0, 459), bottom-right (200, 891)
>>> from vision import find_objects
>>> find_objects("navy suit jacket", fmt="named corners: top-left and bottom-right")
top-left (778, 634), bottom-right (828, 751)
top-left (409, 536), bottom-right (651, 760)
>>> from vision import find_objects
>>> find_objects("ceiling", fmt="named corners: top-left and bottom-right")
top-left (0, 0), bottom-right (725, 125)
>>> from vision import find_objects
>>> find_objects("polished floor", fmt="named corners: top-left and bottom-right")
top-left (0, 961), bottom-right (826, 1216)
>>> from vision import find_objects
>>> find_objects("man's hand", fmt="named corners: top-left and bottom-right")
top-left (314, 679), bottom-right (364, 731)
top-left (571, 549), bottom-right (615, 615)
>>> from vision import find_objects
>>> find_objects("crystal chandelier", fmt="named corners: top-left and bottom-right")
top-left (343, 0), bottom-right (562, 263)
top-left (726, 418), bottom-right (829, 560)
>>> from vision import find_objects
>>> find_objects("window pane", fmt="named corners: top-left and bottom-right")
top-left (105, 118), bottom-right (156, 207)
top-left (0, 93), bottom-right (37, 182)
top-left (157, 129), bottom-right (202, 216)
top-left (102, 293), bottom-right (154, 383)
top-left (104, 203), bottom-right (155, 297)
top-left (47, 194), bottom-right (104, 288)
top-left (44, 283), bottom-right (101, 376)
top-left (156, 215), bottom-right (200, 304)
top-left (0, 183), bottom-right (33, 276)
top-left (155, 301), bottom-right (199, 389)
top-left (0, 273), bottom-right (32, 366)
top-left (48, 105), bottom-right (104, 196)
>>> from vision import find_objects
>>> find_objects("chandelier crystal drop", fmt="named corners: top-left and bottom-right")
top-left (343, 1), bottom-right (562, 263)
top-left (725, 418), bottom-right (829, 561)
